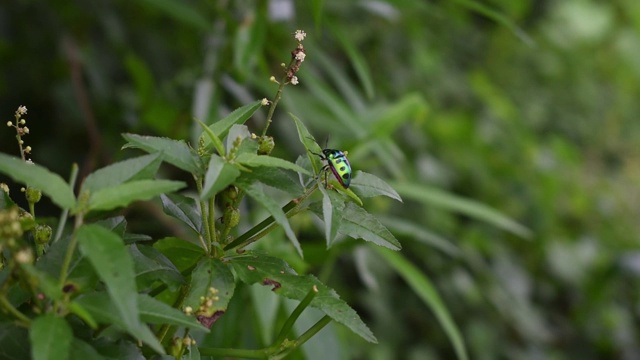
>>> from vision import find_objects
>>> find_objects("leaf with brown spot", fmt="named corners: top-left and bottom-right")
top-left (229, 251), bottom-right (377, 343)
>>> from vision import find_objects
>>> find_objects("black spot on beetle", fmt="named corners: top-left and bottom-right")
top-left (342, 174), bottom-right (350, 179)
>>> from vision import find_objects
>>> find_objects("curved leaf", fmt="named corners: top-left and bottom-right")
top-left (122, 134), bottom-right (200, 174)
top-left (81, 153), bottom-right (162, 193)
top-left (30, 315), bottom-right (72, 360)
top-left (350, 171), bottom-right (402, 202)
top-left (0, 153), bottom-right (75, 210)
top-left (235, 153), bottom-right (311, 176)
top-left (338, 202), bottom-right (401, 250)
top-left (88, 179), bottom-right (185, 212)
top-left (230, 252), bottom-right (377, 343)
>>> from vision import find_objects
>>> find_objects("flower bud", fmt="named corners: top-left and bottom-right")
top-left (25, 187), bottom-right (42, 204)
top-left (35, 224), bottom-right (52, 245)
top-left (258, 136), bottom-right (275, 155)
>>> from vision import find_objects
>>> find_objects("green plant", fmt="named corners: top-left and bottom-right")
top-left (0, 31), bottom-right (404, 359)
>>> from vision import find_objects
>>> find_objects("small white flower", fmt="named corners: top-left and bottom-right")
top-left (290, 76), bottom-right (299, 85)
top-left (15, 249), bottom-right (33, 264)
top-left (295, 52), bottom-right (306, 62)
top-left (294, 30), bottom-right (306, 42)
top-left (261, 98), bottom-right (270, 106)
top-left (17, 105), bottom-right (27, 115)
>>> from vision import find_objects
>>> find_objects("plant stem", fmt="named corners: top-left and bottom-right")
top-left (274, 285), bottom-right (318, 344)
top-left (53, 164), bottom-right (78, 244)
top-left (208, 195), bottom-right (218, 257)
top-left (58, 213), bottom-right (84, 285)
top-left (195, 178), bottom-right (211, 254)
top-left (0, 295), bottom-right (30, 326)
top-left (261, 58), bottom-right (296, 137)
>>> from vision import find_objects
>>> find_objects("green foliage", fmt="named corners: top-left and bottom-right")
top-left (2, 0), bottom-right (635, 358)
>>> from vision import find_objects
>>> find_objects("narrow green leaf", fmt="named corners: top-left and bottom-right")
top-left (183, 258), bottom-right (236, 327)
top-left (201, 100), bottom-right (263, 147)
top-left (81, 153), bottom-right (162, 193)
top-left (339, 202), bottom-right (401, 250)
top-left (235, 153), bottom-right (311, 176)
top-left (77, 225), bottom-right (164, 354)
top-left (453, 0), bottom-right (534, 46)
top-left (194, 117), bottom-right (225, 156)
top-left (331, 25), bottom-right (375, 99)
top-left (0, 153), bottom-right (75, 210)
top-left (350, 171), bottom-right (402, 202)
top-left (88, 179), bottom-right (185, 211)
top-left (230, 252), bottom-right (377, 343)
top-left (237, 180), bottom-right (302, 257)
top-left (318, 187), bottom-right (344, 247)
top-left (30, 315), bottom-right (73, 360)
top-left (375, 248), bottom-right (469, 360)
top-left (201, 155), bottom-right (241, 201)
top-left (378, 215), bottom-right (460, 257)
top-left (290, 113), bottom-right (323, 175)
top-left (138, 294), bottom-right (210, 332)
top-left (160, 193), bottom-right (204, 235)
top-left (392, 182), bottom-right (532, 238)
top-left (122, 134), bottom-right (200, 174)
top-left (137, 0), bottom-right (209, 32)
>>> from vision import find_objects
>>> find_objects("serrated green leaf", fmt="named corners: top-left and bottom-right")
top-left (88, 179), bottom-right (185, 211)
top-left (290, 113), bottom-right (323, 175)
top-left (201, 155), bottom-right (241, 201)
top-left (350, 171), bottom-right (402, 202)
top-left (160, 193), bottom-right (204, 235)
top-left (183, 258), bottom-right (235, 326)
top-left (81, 153), bottom-right (163, 193)
top-left (30, 315), bottom-right (73, 360)
top-left (230, 252), bottom-right (377, 343)
top-left (237, 180), bottom-right (302, 257)
top-left (236, 167), bottom-right (303, 197)
top-left (154, 237), bottom-right (205, 271)
top-left (122, 134), bottom-right (200, 174)
top-left (392, 182), bottom-right (532, 238)
top-left (201, 100), bottom-right (263, 147)
top-left (130, 244), bottom-right (185, 292)
top-left (77, 225), bottom-right (164, 354)
top-left (235, 153), bottom-right (311, 176)
top-left (0, 153), bottom-right (75, 210)
top-left (375, 248), bottom-right (468, 360)
top-left (138, 294), bottom-right (209, 332)
top-left (339, 202), bottom-right (401, 250)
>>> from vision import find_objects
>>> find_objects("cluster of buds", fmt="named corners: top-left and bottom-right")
top-left (6, 105), bottom-right (32, 160)
top-left (286, 30), bottom-right (307, 85)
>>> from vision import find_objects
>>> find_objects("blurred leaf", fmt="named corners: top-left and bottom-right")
top-left (67, 301), bottom-right (98, 329)
top-left (250, 284), bottom-right (280, 344)
top-left (230, 251), bottom-right (377, 343)
top-left (130, 244), bottom-right (184, 292)
top-left (122, 134), bottom-right (200, 174)
top-left (338, 202), bottom-right (401, 250)
top-left (154, 237), bottom-right (205, 271)
top-left (201, 154), bottom-right (241, 201)
top-left (202, 100), bottom-right (263, 148)
top-left (235, 153), bottom-right (311, 176)
top-left (137, 0), bottom-right (209, 31)
top-left (453, 0), bottom-right (534, 46)
top-left (30, 315), bottom-right (72, 360)
top-left (77, 225), bottom-right (164, 354)
top-left (0, 324), bottom-right (30, 360)
top-left (233, 9), bottom-right (266, 73)
top-left (0, 153), bottom-right (75, 210)
top-left (330, 24), bottom-right (375, 99)
top-left (378, 215), bottom-right (460, 257)
top-left (392, 182), bottom-right (532, 238)
top-left (69, 339), bottom-right (104, 360)
top-left (368, 93), bottom-right (428, 138)
top-left (161, 193), bottom-right (204, 235)
top-left (183, 258), bottom-right (236, 324)
top-left (350, 171), bottom-right (402, 202)
top-left (237, 180), bottom-right (302, 257)
top-left (376, 248), bottom-right (468, 360)
top-left (18, 264), bottom-right (63, 301)
top-left (88, 179), bottom-right (185, 212)
top-left (81, 153), bottom-right (162, 193)
top-left (124, 53), bottom-right (154, 106)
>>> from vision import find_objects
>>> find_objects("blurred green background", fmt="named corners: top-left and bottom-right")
top-left (2, 0), bottom-right (640, 359)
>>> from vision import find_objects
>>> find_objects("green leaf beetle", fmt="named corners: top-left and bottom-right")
top-left (312, 148), bottom-right (352, 189)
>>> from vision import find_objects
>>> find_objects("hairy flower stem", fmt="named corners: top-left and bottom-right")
top-left (261, 58), bottom-right (297, 137)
